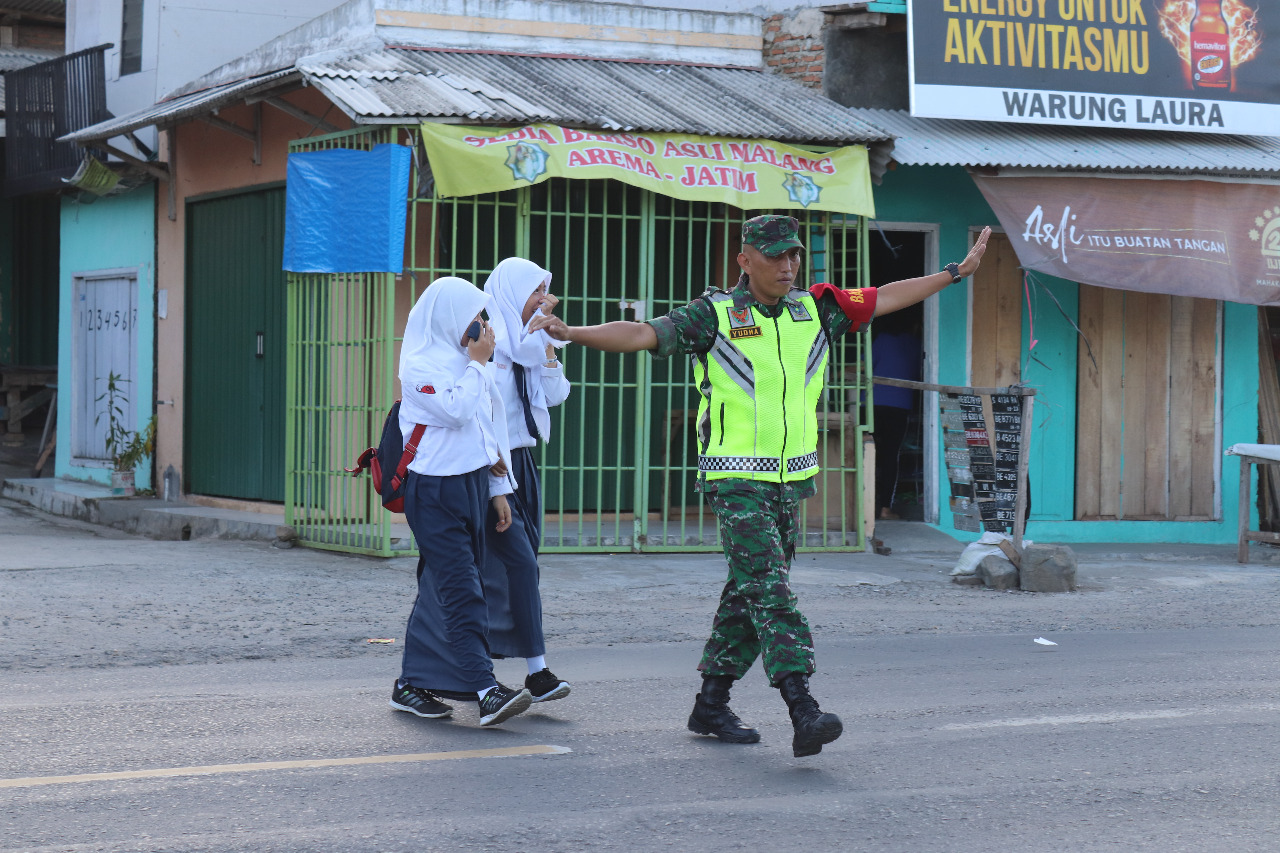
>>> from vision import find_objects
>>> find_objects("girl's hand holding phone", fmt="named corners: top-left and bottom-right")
top-left (466, 319), bottom-right (495, 363)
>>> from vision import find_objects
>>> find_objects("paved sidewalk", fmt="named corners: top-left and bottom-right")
top-left (7, 433), bottom-right (1280, 569)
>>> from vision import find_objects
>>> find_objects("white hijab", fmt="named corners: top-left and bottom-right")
top-left (483, 257), bottom-right (566, 368)
top-left (398, 276), bottom-right (490, 386)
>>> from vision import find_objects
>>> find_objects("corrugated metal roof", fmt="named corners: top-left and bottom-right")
top-left (302, 48), bottom-right (890, 143)
top-left (0, 46), bottom-right (59, 72)
top-left (62, 46), bottom-right (889, 148)
top-left (59, 69), bottom-right (299, 144)
top-left (851, 108), bottom-right (1280, 175)
top-left (0, 47), bottom-right (62, 118)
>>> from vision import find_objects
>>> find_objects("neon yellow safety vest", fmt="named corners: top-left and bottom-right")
top-left (696, 288), bottom-right (830, 482)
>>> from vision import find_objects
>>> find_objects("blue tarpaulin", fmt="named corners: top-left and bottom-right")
top-left (283, 143), bottom-right (411, 273)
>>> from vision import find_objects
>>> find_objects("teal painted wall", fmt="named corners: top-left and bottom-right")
top-left (872, 166), bottom-right (1257, 546)
top-left (56, 189), bottom-right (157, 489)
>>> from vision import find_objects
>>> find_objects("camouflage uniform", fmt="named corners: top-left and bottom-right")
top-left (646, 215), bottom-right (875, 686)
top-left (701, 481), bottom-right (812, 683)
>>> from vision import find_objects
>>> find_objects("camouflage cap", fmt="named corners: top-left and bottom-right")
top-left (741, 214), bottom-right (804, 257)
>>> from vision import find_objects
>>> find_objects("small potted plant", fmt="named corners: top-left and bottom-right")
top-left (95, 372), bottom-right (156, 496)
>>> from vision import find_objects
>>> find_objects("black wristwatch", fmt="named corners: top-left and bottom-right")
top-left (944, 262), bottom-right (962, 283)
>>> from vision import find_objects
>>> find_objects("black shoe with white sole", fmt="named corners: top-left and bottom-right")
top-left (478, 684), bottom-right (532, 726)
top-left (525, 668), bottom-right (571, 702)
top-left (389, 681), bottom-right (454, 719)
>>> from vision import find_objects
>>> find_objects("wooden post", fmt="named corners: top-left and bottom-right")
top-left (1239, 456), bottom-right (1252, 564)
top-left (1012, 390), bottom-right (1036, 553)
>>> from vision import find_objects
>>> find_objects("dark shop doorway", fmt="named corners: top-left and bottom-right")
top-left (869, 228), bottom-right (926, 522)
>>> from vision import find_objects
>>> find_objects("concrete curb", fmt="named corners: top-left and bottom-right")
top-left (2, 477), bottom-right (284, 542)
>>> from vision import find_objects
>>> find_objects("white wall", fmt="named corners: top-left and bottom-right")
top-left (67, 0), bottom-right (346, 148)
top-left (375, 0), bottom-right (764, 67)
top-left (594, 0), bottom-right (805, 13)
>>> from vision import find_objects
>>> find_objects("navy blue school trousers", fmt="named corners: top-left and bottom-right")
top-left (400, 466), bottom-right (495, 696)
top-left (481, 446), bottom-right (546, 659)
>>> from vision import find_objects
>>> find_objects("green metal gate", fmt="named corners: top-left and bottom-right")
top-left (186, 184), bottom-right (287, 501)
top-left (286, 127), bottom-right (870, 555)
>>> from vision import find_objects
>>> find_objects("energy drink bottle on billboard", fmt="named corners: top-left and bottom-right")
top-left (1190, 0), bottom-right (1232, 89)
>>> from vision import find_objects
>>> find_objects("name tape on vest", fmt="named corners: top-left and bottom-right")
top-left (730, 326), bottom-right (763, 339)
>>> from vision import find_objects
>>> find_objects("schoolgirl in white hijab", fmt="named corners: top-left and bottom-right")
top-left (391, 276), bottom-right (534, 728)
top-left (479, 258), bottom-right (573, 705)
top-left (483, 257), bottom-right (570, 447)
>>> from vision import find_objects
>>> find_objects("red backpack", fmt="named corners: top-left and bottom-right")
top-left (345, 400), bottom-right (425, 513)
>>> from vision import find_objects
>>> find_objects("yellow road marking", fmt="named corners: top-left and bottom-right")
top-left (0, 745), bottom-right (571, 789)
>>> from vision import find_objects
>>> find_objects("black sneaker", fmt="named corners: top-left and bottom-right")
top-left (478, 683), bottom-right (532, 727)
top-left (525, 668), bottom-right (571, 703)
top-left (389, 681), bottom-right (453, 719)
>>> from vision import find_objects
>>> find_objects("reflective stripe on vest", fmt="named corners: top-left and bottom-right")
top-left (697, 289), bottom-right (829, 482)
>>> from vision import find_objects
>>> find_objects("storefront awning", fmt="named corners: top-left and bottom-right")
top-left (302, 47), bottom-right (888, 147)
top-left (841, 108), bottom-right (1280, 305)
top-left (62, 48), bottom-right (892, 176)
top-left (848, 108), bottom-right (1280, 176)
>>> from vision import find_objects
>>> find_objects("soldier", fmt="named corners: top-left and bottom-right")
top-left (530, 215), bottom-right (991, 756)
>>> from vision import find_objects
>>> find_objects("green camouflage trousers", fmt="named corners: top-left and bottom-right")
top-left (698, 485), bottom-right (816, 685)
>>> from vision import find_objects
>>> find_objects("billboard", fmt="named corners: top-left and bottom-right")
top-left (908, 0), bottom-right (1279, 135)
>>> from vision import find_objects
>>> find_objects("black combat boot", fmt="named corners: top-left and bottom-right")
top-left (777, 673), bottom-right (843, 757)
top-left (687, 675), bottom-right (761, 744)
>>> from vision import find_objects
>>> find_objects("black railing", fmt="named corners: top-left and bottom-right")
top-left (4, 44), bottom-right (111, 197)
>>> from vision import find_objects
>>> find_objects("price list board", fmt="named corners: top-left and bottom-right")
top-left (940, 392), bottom-right (1026, 534)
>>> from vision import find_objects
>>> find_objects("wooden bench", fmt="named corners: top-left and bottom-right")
top-left (0, 366), bottom-right (57, 444)
top-left (1228, 444), bottom-right (1280, 563)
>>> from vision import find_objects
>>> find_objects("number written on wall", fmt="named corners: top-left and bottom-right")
top-left (81, 307), bottom-right (139, 333)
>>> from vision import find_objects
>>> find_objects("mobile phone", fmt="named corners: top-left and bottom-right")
top-left (464, 320), bottom-right (482, 343)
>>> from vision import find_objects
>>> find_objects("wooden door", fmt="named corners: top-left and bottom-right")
top-left (71, 272), bottom-right (138, 464)
top-left (970, 232), bottom-right (1022, 387)
top-left (1075, 286), bottom-right (1218, 520)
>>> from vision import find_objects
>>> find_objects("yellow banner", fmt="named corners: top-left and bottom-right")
top-left (418, 122), bottom-right (874, 216)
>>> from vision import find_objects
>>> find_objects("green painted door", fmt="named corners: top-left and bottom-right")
top-left (186, 187), bottom-right (286, 501)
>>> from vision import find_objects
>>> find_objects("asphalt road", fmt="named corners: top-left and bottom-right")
top-left (4, 500), bottom-right (1280, 852)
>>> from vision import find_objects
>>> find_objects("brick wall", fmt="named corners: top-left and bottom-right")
top-left (13, 24), bottom-right (65, 52)
top-left (763, 9), bottom-right (824, 89)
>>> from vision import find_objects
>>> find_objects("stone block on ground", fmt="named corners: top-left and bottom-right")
top-left (1019, 544), bottom-right (1077, 592)
top-left (979, 554), bottom-right (1019, 590)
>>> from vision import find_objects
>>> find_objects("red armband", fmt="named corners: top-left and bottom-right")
top-left (810, 282), bottom-right (877, 328)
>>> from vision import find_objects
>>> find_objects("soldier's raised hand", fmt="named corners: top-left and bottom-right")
top-left (958, 226), bottom-right (992, 277)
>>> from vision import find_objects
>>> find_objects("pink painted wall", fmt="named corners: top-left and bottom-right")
top-left (153, 87), bottom-right (352, 495)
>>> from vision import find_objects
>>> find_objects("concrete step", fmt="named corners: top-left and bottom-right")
top-left (2, 477), bottom-right (286, 542)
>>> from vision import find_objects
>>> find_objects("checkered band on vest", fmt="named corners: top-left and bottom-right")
top-left (698, 455), bottom-right (780, 473)
top-left (786, 452), bottom-right (819, 473)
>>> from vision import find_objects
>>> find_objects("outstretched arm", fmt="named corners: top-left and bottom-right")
top-left (528, 315), bottom-right (658, 353)
top-left (874, 226), bottom-right (992, 317)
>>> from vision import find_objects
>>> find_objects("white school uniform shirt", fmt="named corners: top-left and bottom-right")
top-left (399, 360), bottom-right (515, 497)
top-left (488, 357), bottom-right (571, 449)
